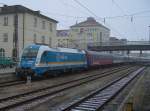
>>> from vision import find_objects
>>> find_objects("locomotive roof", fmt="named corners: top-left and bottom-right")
top-left (86, 51), bottom-right (112, 55)
top-left (30, 44), bottom-right (85, 54)
top-left (56, 47), bottom-right (85, 54)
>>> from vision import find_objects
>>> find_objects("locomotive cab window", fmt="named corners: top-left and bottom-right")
top-left (22, 47), bottom-right (39, 58)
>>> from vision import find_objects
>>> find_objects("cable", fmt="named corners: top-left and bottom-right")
top-left (72, 0), bottom-right (124, 38)
top-left (40, 11), bottom-right (85, 19)
top-left (112, 0), bottom-right (127, 16)
top-left (72, 0), bottom-right (103, 20)
top-left (0, 3), bottom-right (149, 20)
top-left (104, 10), bottom-right (150, 19)
top-left (112, 0), bottom-right (139, 39)
top-left (0, 2), bottom-right (149, 39)
top-left (58, 0), bottom-right (90, 17)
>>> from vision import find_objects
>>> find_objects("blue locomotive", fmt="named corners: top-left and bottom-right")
top-left (16, 44), bottom-right (137, 78)
top-left (16, 44), bottom-right (87, 78)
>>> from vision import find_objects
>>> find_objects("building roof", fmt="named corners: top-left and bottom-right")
top-left (109, 37), bottom-right (127, 42)
top-left (0, 5), bottom-right (58, 23)
top-left (57, 30), bottom-right (70, 37)
top-left (71, 17), bottom-right (109, 30)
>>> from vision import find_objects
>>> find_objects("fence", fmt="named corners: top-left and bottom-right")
top-left (0, 57), bottom-right (16, 69)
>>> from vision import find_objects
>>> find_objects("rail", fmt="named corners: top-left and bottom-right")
top-left (61, 67), bottom-right (145, 111)
top-left (0, 66), bottom-right (131, 110)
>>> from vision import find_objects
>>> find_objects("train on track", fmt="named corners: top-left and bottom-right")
top-left (16, 44), bottom-right (143, 78)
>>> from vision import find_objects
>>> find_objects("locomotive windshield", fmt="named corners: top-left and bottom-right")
top-left (22, 46), bottom-right (39, 58)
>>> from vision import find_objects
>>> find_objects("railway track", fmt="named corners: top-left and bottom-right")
top-left (0, 65), bottom-right (126, 89)
top-left (61, 67), bottom-right (145, 111)
top-left (0, 80), bottom-right (25, 88)
top-left (0, 65), bottom-right (136, 110)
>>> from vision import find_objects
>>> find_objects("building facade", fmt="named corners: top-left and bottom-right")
top-left (70, 17), bottom-right (110, 49)
top-left (56, 30), bottom-right (71, 48)
top-left (0, 5), bottom-right (57, 58)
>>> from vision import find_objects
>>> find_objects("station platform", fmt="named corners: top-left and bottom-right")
top-left (119, 67), bottom-right (150, 111)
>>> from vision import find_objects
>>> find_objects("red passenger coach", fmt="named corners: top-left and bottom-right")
top-left (86, 51), bottom-right (113, 67)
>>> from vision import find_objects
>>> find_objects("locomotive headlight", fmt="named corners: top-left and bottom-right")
top-left (35, 58), bottom-right (40, 66)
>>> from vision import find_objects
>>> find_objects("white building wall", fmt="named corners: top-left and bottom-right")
top-left (70, 26), bottom-right (110, 49)
top-left (23, 13), bottom-right (56, 47)
top-left (17, 13), bottom-right (24, 57)
top-left (23, 13), bottom-right (57, 54)
top-left (51, 24), bottom-right (57, 47)
top-left (0, 14), bottom-right (14, 57)
top-left (0, 13), bottom-right (57, 58)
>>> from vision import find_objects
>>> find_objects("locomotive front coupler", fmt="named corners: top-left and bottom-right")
top-left (26, 69), bottom-right (33, 84)
top-left (25, 68), bottom-right (35, 79)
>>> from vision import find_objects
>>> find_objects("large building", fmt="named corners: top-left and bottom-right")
top-left (70, 17), bottom-right (110, 49)
top-left (0, 5), bottom-right (58, 58)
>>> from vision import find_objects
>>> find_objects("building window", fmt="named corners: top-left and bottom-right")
top-left (87, 33), bottom-right (93, 43)
top-left (4, 16), bottom-right (8, 26)
top-left (41, 36), bottom-right (45, 43)
top-left (42, 21), bottom-right (46, 29)
top-left (100, 32), bottom-right (102, 42)
top-left (49, 23), bottom-right (53, 32)
top-left (80, 28), bottom-right (84, 33)
top-left (3, 33), bottom-right (8, 42)
top-left (0, 48), bottom-right (5, 57)
top-left (49, 37), bottom-right (51, 47)
top-left (33, 34), bottom-right (36, 43)
top-left (97, 33), bottom-right (99, 41)
top-left (34, 18), bottom-right (37, 27)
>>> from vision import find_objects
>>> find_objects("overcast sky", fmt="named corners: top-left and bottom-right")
top-left (1, 0), bottom-right (150, 41)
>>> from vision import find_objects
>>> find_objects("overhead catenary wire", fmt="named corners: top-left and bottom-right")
top-left (111, 0), bottom-right (139, 39)
top-left (41, 8), bottom-right (150, 20)
top-left (0, 2), bottom-right (149, 39)
top-left (0, 2), bottom-right (149, 21)
top-left (72, 0), bottom-right (124, 37)
top-left (0, 2), bottom-right (149, 20)
top-left (104, 10), bottom-right (150, 19)
top-left (72, 0), bottom-right (103, 20)
top-left (58, 0), bottom-right (91, 17)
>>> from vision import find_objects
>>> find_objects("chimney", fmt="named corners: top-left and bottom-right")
top-left (87, 17), bottom-right (95, 22)
top-left (35, 10), bottom-right (40, 14)
top-left (76, 20), bottom-right (78, 24)
top-left (3, 5), bottom-right (8, 7)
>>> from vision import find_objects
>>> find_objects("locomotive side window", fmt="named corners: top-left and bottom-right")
top-left (40, 51), bottom-right (48, 63)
